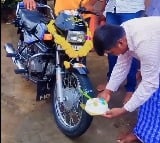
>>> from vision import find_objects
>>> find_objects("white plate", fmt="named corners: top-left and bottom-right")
top-left (85, 98), bottom-right (109, 116)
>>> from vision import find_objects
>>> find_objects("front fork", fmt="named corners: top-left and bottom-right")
top-left (55, 47), bottom-right (89, 102)
top-left (56, 49), bottom-right (63, 102)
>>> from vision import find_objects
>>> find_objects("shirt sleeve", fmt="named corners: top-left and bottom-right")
top-left (124, 41), bottom-right (160, 112)
top-left (106, 51), bottom-right (133, 91)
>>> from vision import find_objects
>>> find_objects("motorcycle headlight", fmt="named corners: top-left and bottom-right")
top-left (67, 31), bottom-right (86, 43)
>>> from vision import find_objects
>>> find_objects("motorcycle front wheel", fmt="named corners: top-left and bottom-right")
top-left (52, 72), bottom-right (95, 138)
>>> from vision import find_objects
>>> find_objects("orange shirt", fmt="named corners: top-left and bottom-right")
top-left (54, 0), bottom-right (91, 18)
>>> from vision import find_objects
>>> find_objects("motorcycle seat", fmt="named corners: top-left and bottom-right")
top-left (18, 9), bottom-right (50, 32)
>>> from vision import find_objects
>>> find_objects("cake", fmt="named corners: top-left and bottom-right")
top-left (85, 98), bottom-right (109, 116)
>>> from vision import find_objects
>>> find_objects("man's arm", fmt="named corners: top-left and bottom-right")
top-left (98, 51), bottom-right (133, 103)
top-left (106, 51), bottom-right (133, 92)
top-left (124, 50), bottom-right (160, 112)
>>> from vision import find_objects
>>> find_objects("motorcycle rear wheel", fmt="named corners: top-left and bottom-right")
top-left (52, 72), bottom-right (95, 138)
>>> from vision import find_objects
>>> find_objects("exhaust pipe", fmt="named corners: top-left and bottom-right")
top-left (4, 43), bottom-right (15, 56)
top-left (4, 43), bottom-right (26, 70)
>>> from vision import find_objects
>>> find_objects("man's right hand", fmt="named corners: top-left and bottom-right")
top-left (23, 0), bottom-right (36, 10)
top-left (97, 89), bottom-right (112, 102)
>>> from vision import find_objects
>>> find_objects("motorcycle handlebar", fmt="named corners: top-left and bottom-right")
top-left (77, 7), bottom-right (100, 16)
top-left (36, 3), bottom-right (55, 19)
top-left (17, 2), bottom-right (100, 19)
top-left (16, 2), bottom-right (55, 19)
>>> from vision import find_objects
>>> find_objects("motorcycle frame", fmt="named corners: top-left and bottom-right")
top-left (12, 2), bottom-right (90, 102)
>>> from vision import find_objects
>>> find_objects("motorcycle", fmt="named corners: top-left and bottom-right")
top-left (4, 1), bottom-right (96, 138)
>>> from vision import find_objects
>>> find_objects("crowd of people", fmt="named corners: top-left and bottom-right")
top-left (23, 0), bottom-right (160, 143)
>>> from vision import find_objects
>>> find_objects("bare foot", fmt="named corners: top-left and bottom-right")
top-left (117, 132), bottom-right (140, 143)
top-left (96, 83), bottom-right (106, 92)
top-left (123, 92), bottom-right (133, 105)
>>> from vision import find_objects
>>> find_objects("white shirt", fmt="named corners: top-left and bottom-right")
top-left (104, 0), bottom-right (145, 13)
top-left (106, 16), bottom-right (160, 112)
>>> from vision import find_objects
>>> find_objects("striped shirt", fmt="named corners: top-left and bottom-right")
top-left (104, 0), bottom-right (145, 13)
top-left (106, 16), bottom-right (160, 112)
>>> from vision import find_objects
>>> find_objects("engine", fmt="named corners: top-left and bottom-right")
top-left (19, 42), bottom-right (55, 76)
top-left (30, 57), bottom-right (55, 75)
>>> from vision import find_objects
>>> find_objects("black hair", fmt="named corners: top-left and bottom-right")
top-left (93, 24), bottom-right (126, 56)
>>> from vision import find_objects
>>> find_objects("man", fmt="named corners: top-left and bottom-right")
top-left (97, 0), bottom-right (146, 105)
top-left (93, 16), bottom-right (160, 143)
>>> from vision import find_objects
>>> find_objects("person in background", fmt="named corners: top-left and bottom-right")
top-left (89, 0), bottom-right (106, 37)
top-left (93, 16), bottom-right (160, 143)
top-left (97, 0), bottom-right (146, 105)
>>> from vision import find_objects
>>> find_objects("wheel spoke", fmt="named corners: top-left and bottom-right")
top-left (54, 73), bottom-right (83, 128)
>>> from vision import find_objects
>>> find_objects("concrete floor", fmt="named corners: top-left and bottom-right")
top-left (1, 22), bottom-right (138, 143)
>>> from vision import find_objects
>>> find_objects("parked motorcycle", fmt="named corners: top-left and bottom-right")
top-left (4, 1), bottom-right (96, 138)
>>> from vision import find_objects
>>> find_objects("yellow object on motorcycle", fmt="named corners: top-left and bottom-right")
top-left (47, 20), bottom-right (93, 58)
top-left (63, 61), bottom-right (71, 69)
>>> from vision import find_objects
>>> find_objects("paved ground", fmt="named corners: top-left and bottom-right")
top-left (1, 21), bottom-right (138, 143)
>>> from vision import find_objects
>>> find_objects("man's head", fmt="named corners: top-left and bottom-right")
top-left (93, 24), bottom-right (128, 56)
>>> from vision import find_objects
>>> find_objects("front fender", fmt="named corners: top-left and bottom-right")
top-left (72, 63), bottom-right (89, 74)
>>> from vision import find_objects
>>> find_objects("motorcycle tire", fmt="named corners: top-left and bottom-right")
top-left (52, 72), bottom-right (95, 138)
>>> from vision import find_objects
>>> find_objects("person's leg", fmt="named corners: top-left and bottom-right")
top-left (117, 132), bottom-right (139, 143)
top-left (106, 12), bottom-right (120, 79)
top-left (134, 87), bottom-right (160, 143)
top-left (118, 87), bottom-right (160, 143)
top-left (96, 13), bottom-right (119, 91)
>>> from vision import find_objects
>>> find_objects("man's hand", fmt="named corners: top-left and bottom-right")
top-left (98, 89), bottom-right (112, 102)
top-left (23, 0), bottom-right (36, 10)
top-left (103, 107), bottom-right (127, 118)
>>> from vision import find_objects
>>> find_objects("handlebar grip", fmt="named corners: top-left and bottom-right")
top-left (18, 2), bottom-right (25, 8)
